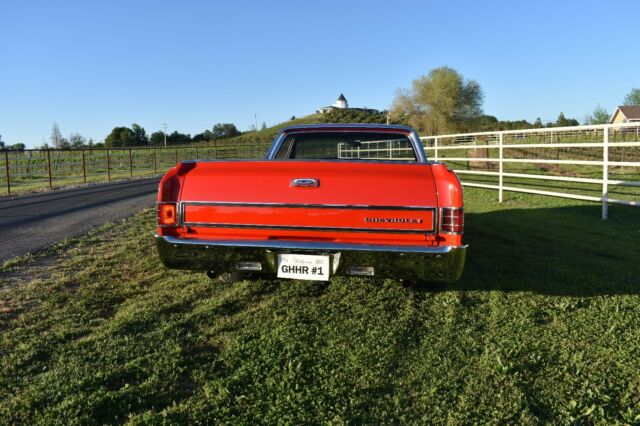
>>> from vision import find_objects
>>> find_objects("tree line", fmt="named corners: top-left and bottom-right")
top-left (32, 122), bottom-right (245, 150)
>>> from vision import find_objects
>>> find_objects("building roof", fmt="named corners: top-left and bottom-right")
top-left (617, 105), bottom-right (640, 120)
top-left (611, 105), bottom-right (640, 122)
top-left (337, 93), bottom-right (346, 101)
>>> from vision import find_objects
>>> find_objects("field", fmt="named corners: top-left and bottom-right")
top-left (1, 188), bottom-right (638, 424)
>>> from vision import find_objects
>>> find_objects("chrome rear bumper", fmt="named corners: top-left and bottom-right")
top-left (155, 235), bottom-right (467, 283)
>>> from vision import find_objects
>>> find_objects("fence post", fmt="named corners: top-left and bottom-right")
top-left (153, 149), bottom-right (157, 174)
top-left (195, 145), bottom-right (199, 159)
top-left (129, 148), bottom-right (133, 178)
top-left (46, 149), bottom-right (53, 189)
top-left (498, 132), bottom-right (504, 202)
top-left (602, 126), bottom-right (609, 220)
top-left (3, 149), bottom-right (10, 195)
top-left (434, 137), bottom-right (438, 162)
top-left (174, 148), bottom-right (178, 164)
top-left (106, 149), bottom-right (111, 182)
top-left (81, 149), bottom-right (87, 184)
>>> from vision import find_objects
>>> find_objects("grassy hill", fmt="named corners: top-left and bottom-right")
top-left (1, 188), bottom-right (638, 423)
top-left (203, 109), bottom-right (388, 147)
top-left (201, 114), bottom-right (325, 148)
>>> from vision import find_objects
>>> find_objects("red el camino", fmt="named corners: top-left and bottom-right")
top-left (155, 124), bottom-right (466, 285)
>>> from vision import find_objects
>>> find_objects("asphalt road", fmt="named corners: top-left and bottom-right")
top-left (0, 177), bottom-right (160, 263)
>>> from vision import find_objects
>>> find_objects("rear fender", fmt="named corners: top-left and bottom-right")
top-left (157, 162), bottom-right (196, 235)
top-left (431, 163), bottom-right (464, 246)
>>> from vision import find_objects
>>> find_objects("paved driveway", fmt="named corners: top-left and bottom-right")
top-left (0, 178), bottom-right (160, 263)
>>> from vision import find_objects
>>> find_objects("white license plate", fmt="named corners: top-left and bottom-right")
top-left (277, 253), bottom-right (330, 281)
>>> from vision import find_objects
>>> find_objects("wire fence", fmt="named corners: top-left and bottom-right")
top-left (421, 122), bottom-right (640, 219)
top-left (0, 141), bottom-right (272, 196)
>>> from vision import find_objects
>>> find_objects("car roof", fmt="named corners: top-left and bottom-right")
top-left (280, 123), bottom-right (415, 133)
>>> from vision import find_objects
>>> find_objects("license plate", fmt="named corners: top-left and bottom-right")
top-left (277, 253), bottom-right (330, 281)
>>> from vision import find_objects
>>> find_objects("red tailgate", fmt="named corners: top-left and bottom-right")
top-left (175, 161), bottom-right (439, 244)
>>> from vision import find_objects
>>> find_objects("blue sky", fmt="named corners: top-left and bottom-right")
top-left (1, 0), bottom-right (638, 147)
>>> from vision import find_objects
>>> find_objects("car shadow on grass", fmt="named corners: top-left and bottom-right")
top-left (445, 203), bottom-right (639, 296)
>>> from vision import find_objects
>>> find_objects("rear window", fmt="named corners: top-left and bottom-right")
top-left (274, 132), bottom-right (418, 161)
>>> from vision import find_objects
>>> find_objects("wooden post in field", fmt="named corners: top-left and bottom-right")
top-left (46, 149), bottom-right (53, 189)
top-left (602, 127), bottom-right (609, 220)
top-left (174, 148), bottom-right (178, 164)
top-left (81, 150), bottom-right (87, 184)
top-left (3, 149), bottom-right (10, 195)
top-left (153, 148), bottom-right (157, 174)
top-left (106, 149), bottom-right (111, 182)
top-left (498, 133), bottom-right (504, 203)
top-left (128, 148), bottom-right (133, 178)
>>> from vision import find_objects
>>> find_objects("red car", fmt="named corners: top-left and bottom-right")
top-left (156, 124), bottom-right (466, 284)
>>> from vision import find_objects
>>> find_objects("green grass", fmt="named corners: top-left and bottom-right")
top-left (1, 191), bottom-right (639, 424)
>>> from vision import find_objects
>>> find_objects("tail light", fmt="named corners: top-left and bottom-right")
top-left (441, 207), bottom-right (464, 234)
top-left (158, 203), bottom-right (177, 226)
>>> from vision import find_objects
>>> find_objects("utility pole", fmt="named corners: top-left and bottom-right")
top-left (162, 123), bottom-right (167, 147)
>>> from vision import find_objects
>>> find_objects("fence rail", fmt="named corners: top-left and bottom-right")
top-left (421, 122), bottom-right (640, 219)
top-left (0, 141), bottom-right (271, 196)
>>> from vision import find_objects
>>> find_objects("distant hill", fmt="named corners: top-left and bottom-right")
top-left (206, 109), bottom-right (388, 147)
top-left (219, 114), bottom-right (325, 146)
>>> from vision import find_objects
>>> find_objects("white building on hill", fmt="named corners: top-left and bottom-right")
top-left (317, 94), bottom-right (379, 115)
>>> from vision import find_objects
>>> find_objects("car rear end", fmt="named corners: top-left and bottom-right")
top-left (155, 125), bottom-right (466, 283)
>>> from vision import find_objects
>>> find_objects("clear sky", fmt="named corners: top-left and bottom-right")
top-left (1, 0), bottom-right (638, 147)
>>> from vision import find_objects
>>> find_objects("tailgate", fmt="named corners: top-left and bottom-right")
top-left (178, 161), bottom-right (438, 241)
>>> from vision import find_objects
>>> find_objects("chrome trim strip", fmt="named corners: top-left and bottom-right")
top-left (180, 222), bottom-right (434, 234)
top-left (156, 235), bottom-right (462, 254)
top-left (180, 201), bottom-right (437, 211)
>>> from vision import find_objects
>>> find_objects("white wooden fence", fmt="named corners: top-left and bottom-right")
top-left (421, 122), bottom-right (640, 219)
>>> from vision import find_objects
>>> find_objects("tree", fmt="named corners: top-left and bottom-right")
top-left (166, 131), bottom-right (191, 145)
top-left (192, 130), bottom-right (214, 143)
top-left (69, 133), bottom-right (86, 148)
top-left (390, 66), bottom-right (484, 134)
top-left (150, 131), bottom-right (165, 146)
top-left (59, 138), bottom-right (71, 149)
top-left (290, 116), bottom-right (296, 121)
top-left (212, 123), bottom-right (240, 139)
top-left (50, 122), bottom-right (62, 148)
top-left (105, 126), bottom-right (135, 147)
top-left (261, 121), bottom-right (267, 131)
top-left (9, 143), bottom-right (25, 151)
top-left (131, 123), bottom-right (149, 145)
top-left (588, 105), bottom-right (609, 124)
top-left (623, 88), bottom-right (640, 106)
top-left (534, 117), bottom-right (543, 127)
top-left (554, 112), bottom-right (579, 127)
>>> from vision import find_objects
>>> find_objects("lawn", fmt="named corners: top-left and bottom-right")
top-left (0, 188), bottom-right (639, 424)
